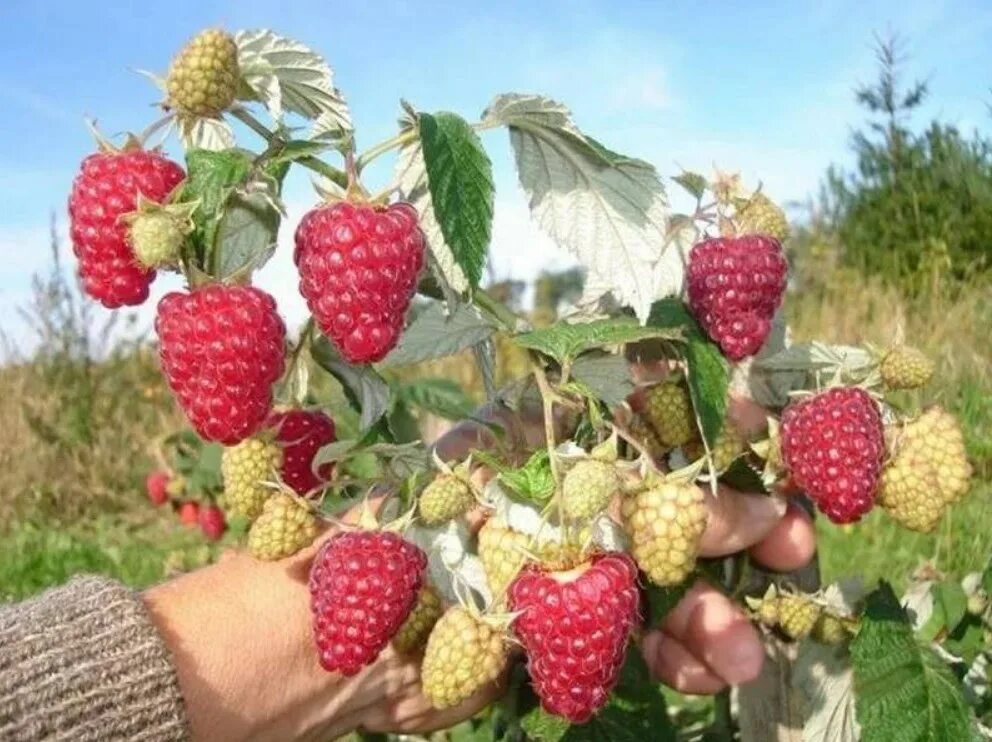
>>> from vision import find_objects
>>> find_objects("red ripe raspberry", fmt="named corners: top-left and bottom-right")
top-left (177, 500), bottom-right (200, 526)
top-left (294, 201), bottom-right (425, 364)
top-left (68, 150), bottom-right (185, 307)
top-left (155, 285), bottom-right (286, 445)
top-left (508, 553), bottom-right (641, 723)
top-left (309, 530), bottom-right (427, 676)
top-left (686, 235), bottom-right (787, 361)
top-left (780, 387), bottom-right (885, 524)
top-left (198, 504), bottom-right (227, 541)
top-left (145, 470), bottom-right (171, 506)
top-left (269, 409), bottom-right (336, 495)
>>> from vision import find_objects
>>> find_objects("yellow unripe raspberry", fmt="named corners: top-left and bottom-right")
top-left (167, 29), bottom-right (240, 117)
top-left (421, 607), bottom-right (507, 710)
top-left (247, 493), bottom-right (317, 561)
top-left (393, 585), bottom-right (444, 654)
top-left (643, 379), bottom-right (697, 448)
top-left (419, 474), bottom-right (475, 526)
top-left (777, 594), bottom-right (821, 640)
top-left (736, 192), bottom-right (790, 242)
top-left (561, 459), bottom-right (620, 523)
top-left (878, 407), bottom-right (972, 532)
top-left (221, 437), bottom-right (282, 521)
top-left (880, 345), bottom-right (935, 390)
top-left (621, 482), bottom-right (708, 586)
top-left (684, 425), bottom-right (746, 473)
top-left (478, 519), bottom-right (530, 597)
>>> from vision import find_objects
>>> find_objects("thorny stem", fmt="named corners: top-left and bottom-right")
top-left (355, 129), bottom-right (418, 173)
top-left (230, 107), bottom-right (348, 188)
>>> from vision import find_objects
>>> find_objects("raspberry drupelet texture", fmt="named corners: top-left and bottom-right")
top-left (508, 553), bottom-right (641, 724)
top-left (780, 387), bottom-right (885, 524)
top-left (294, 201), bottom-right (425, 364)
top-left (68, 150), bottom-right (185, 307)
top-left (269, 409), bottom-right (336, 496)
top-left (686, 235), bottom-right (787, 360)
top-left (155, 285), bottom-right (286, 444)
top-left (310, 531), bottom-right (427, 676)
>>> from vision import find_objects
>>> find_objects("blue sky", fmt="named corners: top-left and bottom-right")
top-left (0, 0), bottom-right (990, 350)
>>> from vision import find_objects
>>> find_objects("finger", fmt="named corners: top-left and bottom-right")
top-left (699, 488), bottom-right (787, 556)
top-left (641, 631), bottom-right (727, 695)
top-left (749, 501), bottom-right (817, 572)
top-left (663, 582), bottom-right (765, 686)
top-left (727, 396), bottom-right (772, 439)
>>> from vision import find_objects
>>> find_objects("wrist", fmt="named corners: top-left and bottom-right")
top-left (144, 546), bottom-right (372, 741)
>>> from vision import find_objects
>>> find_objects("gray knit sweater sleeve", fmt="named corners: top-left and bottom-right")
top-left (0, 576), bottom-right (189, 741)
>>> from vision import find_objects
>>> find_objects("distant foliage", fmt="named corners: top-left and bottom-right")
top-left (821, 35), bottom-right (992, 288)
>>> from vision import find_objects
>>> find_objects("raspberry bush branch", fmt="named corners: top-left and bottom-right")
top-left (66, 24), bottom-right (987, 740)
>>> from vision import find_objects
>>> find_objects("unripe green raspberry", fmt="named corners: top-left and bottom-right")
top-left (561, 459), bottom-right (620, 522)
top-left (167, 29), bottom-right (240, 117)
top-left (478, 518), bottom-right (530, 596)
top-left (684, 425), bottom-right (746, 473)
top-left (813, 613), bottom-right (857, 645)
top-left (736, 192), bottom-right (790, 242)
top-left (247, 493), bottom-right (317, 560)
top-left (421, 607), bottom-right (508, 710)
top-left (777, 594), bottom-right (821, 640)
top-left (620, 481), bottom-right (708, 586)
top-left (419, 474), bottom-right (475, 526)
top-left (129, 211), bottom-right (186, 269)
top-left (643, 379), bottom-right (697, 448)
top-left (878, 407), bottom-right (972, 532)
top-left (165, 475), bottom-right (186, 498)
top-left (222, 437), bottom-right (283, 521)
top-left (880, 345), bottom-right (935, 390)
top-left (393, 585), bottom-right (444, 654)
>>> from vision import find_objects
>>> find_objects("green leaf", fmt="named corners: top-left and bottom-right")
top-left (180, 148), bottom-right (253, 267)
top-left (311, 334), bottom-right (391, 431)
top-left (672, 171), bottom-right (708, 200)
top-left (379, 300), bottom-right (497, 367)
top-left (521, 651), bottom-right (675, 741)
top-left (920, 581), bottom-right (969, 642)
top-left (570, 353), bottom-right (634, 408)
top-left (851, 582), bottom-right (979, 742)
top-left (514, 317), bottom-right (680, 364)
top-left (397, 378), bottom-right (474, 420)
top-left (481, 93), bottom-right (674, 321)
top-left (418, 111), bottom-right (494, 289)
top-left (235, 30), bottom-right (352, 139)
top-left (499, 449), bottom-right (555, 506)
top-left (213, 171), bottom-right (283, 279)
top-left (267, 139), bottom-right (332, 166)
top-left (646, 298), bottom-right (728, 446)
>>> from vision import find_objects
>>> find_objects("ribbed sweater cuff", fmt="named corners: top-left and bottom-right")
top-left (0, 576), bottom-right (189, 741)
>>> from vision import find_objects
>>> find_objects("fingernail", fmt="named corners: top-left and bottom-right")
top-left (743, 492), bottom-right (787, 528)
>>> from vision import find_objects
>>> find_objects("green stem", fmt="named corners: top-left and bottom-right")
top-left (473, 289), bottom-right (521, 332)
top-left (230, 107), bottom-right (348, 189)
top-left (712, 689), bottom-right (734, 740)
top-left (355, 129), bottom-right (418, 173)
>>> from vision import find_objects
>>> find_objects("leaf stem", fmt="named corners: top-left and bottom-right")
top-left (473, 289), bottom-right (521, 332)
top-left (355, 129), bottom-right (419, 173)
top-left (230, 107), bottom-right (348, 188)
top-left (530, 356), bottom-right (565, 532)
